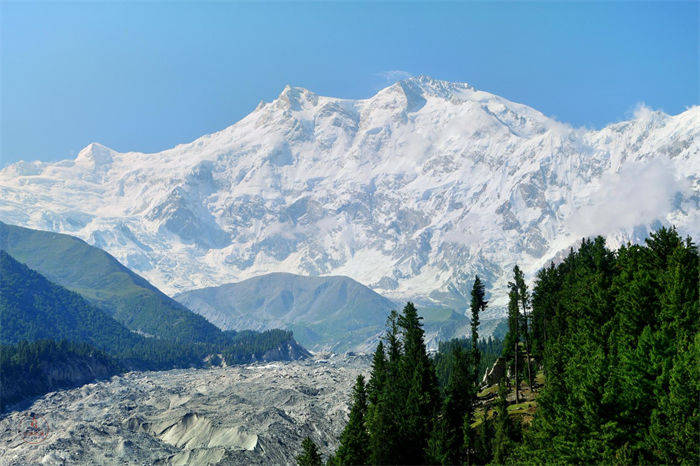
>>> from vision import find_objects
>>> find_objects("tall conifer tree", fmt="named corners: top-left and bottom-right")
top-left (397, 302), bottom-right (440, 465)
top-left (296, 437), bottom-right (322, 466)
top-left (513, 266), bottom-right (534, 391)
top-left (504, 281), bottom-right (521, 403)
top-left (335, 375), bottom-right (369, 465)
top-left (469, 275), bottom-right (487, 376)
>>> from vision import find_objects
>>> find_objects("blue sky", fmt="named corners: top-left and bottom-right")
top-left (1, 1), bottom-right (697, 166)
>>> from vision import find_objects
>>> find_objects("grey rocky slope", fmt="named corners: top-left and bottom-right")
top-left (0, 355), bottom-right (368, 465)
top-left (1, 76), bottom-right (696, 320)
top-left (175, 272), bottom-right (470, 351)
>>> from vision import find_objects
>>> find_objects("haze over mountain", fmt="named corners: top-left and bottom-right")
top-left (175, 273), bottom-right (470, 351)
top-left (0, 77), bottom-right (697, 319)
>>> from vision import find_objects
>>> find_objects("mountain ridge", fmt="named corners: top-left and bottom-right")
top-left (175, 271), bottom-right (471, 351)
top-left (1, 77), bottom-right (697, 320)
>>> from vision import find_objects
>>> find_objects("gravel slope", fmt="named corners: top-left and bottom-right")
top-left (0, 355), bottom-right (369, 465)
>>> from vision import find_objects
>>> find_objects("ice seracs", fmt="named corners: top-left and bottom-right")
top-left (0, 77), bottom-right (697, 323)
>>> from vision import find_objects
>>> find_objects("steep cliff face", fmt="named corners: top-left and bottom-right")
top-left (1, 351), bottom-right (121, 410)
top-left (37, 357), bottom-right (117, 389)
top-left (258, 340), bottom-right (311, 362)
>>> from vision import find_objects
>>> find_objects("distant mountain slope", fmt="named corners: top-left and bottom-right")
top-left (0, 250), bottom-right (141, 348)
top-left (0, 221), bottom-right (225, 344)
top-left (1, 77), bottom-right (696, 320)
top-left (175, 272), bottom-right (470, 351)
top-left (0, 250), bottom-right (207, 370)
top-left (0, 252), bottom-right (310, 409)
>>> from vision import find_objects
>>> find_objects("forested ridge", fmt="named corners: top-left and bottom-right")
top-left (307, 227), bottom-right (698, 465)
top-left (0, 250), bottom-right (309, 410)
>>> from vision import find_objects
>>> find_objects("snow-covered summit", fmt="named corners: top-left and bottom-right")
top-left (0, 77), bottom-right (697, 321)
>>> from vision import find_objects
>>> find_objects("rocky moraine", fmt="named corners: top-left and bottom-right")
top-left (0, 354), bottom-right (369, 465)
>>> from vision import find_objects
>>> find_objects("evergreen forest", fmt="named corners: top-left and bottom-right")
top-left (309, 227), bottom-right (698, 465)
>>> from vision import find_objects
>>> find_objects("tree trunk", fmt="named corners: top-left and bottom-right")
top-left (513, 340), bottom-right (520, 403)
top-left (525, 340), bottom-right (533, 392)
top-left (524, 312), bottom-right (534, 392)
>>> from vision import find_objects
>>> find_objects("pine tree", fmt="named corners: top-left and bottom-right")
top-left (366, 341), bottom-right (386, 405)
top-left (504, 280), bottom-right (521, 403)
top-left (530, 262), bottom-right (557, 362)
top-left (336, 375), bottom-right (369, 465)
top-left (472, 407), bottom-right (493, 464)
top-left (368, 311), bottom-right (403, 465)
top-left (385, 310), bottom-right (402, 367)
top-left (491, 381), bottom-right (509, 464)
top-left (513, 265), bottom-right (534, 391)
top-left (426, 412), bottom-right (451, 465)
top-left (429, 345), bottom-right (472, 464)
top-left (296, 437), bottom-right (322, 466)
top-left (397, 302), bottom-right (441, 465)
top-left (470, 275), bottom-right (487, 378)
top-left (492, 380), bottom-right (518, 464)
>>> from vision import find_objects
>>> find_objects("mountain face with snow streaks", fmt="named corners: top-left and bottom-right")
top-left (1, 76), bottom-right (697, 320)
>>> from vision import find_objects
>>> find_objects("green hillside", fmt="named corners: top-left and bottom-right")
top-left (0, 221), bottom-right (225, 344)
top-left (0, 250), bottom-right (204, 369)
top-left (0, 250), bottom-right (310, 410)
top-left (176, 272), bottom-right (471, 351)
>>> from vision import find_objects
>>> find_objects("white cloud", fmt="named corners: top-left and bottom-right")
top-left (377, 70), bottom-right (413, 84)
top-left (567, 158), bottom-right (690, 237)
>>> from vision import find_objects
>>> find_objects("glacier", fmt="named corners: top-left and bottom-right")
top-left (0, 76), bottom-right (697, 321)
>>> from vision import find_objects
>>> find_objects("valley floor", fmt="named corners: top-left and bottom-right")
top-left (0, 354), bottom-right (369, 465)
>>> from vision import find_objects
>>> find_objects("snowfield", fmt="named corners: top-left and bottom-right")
top-left (0, 76), bottom-right (697, 319)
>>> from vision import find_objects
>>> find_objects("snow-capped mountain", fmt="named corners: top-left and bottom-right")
top-left (1, 76), bottom-right (697, 320)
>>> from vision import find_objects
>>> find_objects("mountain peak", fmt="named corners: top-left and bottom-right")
top-left (395, 75), bottom-right (476, 99)
top-left (276, 84), bottom-right (318, 110)
top-left (75, 142), bottom-right (115, 168)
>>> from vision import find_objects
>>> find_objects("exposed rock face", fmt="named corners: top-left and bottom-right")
top-left (0, 355), bottom-right (369, 465)
top-left (256, 340), bottom-right (312, 362)
top-left (482, 357), bottom-right (507, 387)
top-left (1, 354), bottom-right (118, 410)
top-left (37, 358), bottom-right (116, 389)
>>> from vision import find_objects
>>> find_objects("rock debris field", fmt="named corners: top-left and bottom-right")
top-left (0, 354), bottom-right (369, 465)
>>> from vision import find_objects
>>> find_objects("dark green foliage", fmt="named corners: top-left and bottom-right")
top-left (471, 407), bottom-right (494, 465)
top-left (366, 341), bottom-right (386, 405)
top-left (367, 312), bottom-right (403, 465)
top-left (345, 304), bottom-right (445, 465)
top-left (433, 336), bottom-right (503, 391)
top-left (0, 221), bottom-right (226, 344)
top-left (296, 437), bottom-right (322, 466)
top-left (334, 227), bottom-right (697, 465)
top-left (513, 266), bottom-right (534, 391)
top-left (503, 280), bottom-right (521, 401)
top-left (530, 262), bottom-right (558, 362)
top-left (470, 275), bottom-right (487, 369)
top-left (221, 329), bottom-right (308, 364)
top-left (0, 339), bottom-right (122, 410)
top-left (335, 375), bottom-right (369, 465)
top-left (398, 302), bottom-right (441, 464)
top-left (0, 250), bottom-right (200, 370)
top-left (428, 345), bottom-right (472, 464)
top-left (0, 250), bottom-right (309, 409)
top-left (337, 303), bottom-right (503, 465)
top-left (519, 228), bottom-right (699, 464)
top-left (491, 381), bottom-right (522, 464)
top-left (0, 251), bottom-right (305, 370)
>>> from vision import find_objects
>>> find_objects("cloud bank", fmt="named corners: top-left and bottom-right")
top-left (567, 158), bottom-right (690, 237)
